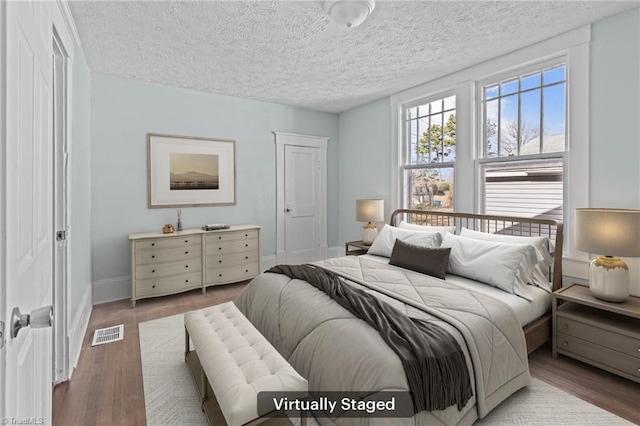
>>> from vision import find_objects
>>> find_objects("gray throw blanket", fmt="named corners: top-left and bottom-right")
top-left (268, 264), bottom-right (473, 413)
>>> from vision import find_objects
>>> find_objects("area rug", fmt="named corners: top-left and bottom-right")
top-left (140, 313), bottom-right (632, 426)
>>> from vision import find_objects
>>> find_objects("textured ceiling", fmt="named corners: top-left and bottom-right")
top-left (69, 1), bottom-right (639, 113)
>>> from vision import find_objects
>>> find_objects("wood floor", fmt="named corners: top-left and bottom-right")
top-left (53, 283), bottom-right (640, 426)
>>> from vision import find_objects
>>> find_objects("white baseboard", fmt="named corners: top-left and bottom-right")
top-left (93, 276), bottom-right (131, 305)
top-left (68, 284), bottom-right (93, 376)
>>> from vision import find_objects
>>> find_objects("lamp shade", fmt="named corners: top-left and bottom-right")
top-left (575, 208), bottom-right (640, 257)
top-left (356, 199), bottom-right (384, 223)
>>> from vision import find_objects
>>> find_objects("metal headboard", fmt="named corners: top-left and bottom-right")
top-left (389, 209), bottom-right (564, 291)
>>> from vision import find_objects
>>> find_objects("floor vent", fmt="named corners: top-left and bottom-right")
top-left (91, 324), bottom-right (124, 346)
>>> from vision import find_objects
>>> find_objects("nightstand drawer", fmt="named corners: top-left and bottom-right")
top-left (557, 332), bottom-right (640, 380)
top-left (557, 315), bottom-right (640, 359)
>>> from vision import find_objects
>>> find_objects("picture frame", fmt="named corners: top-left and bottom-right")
top-left (147, 133), bottom-right (236, 208)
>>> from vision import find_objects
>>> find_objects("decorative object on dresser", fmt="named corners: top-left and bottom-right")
top-left (355, 198), bottom-right (384, 244)
top-left (147, 133), bottom-right (236, 208)
top-left (552, 283), bottom-right (640, 383)
top-left (129, 225), bottom-right (260, 308)
top-left (575, 208), bottom-right (640, 302)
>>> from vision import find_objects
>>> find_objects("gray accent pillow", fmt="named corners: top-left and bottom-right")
top-left (389, 239), bottom-right (451, 280)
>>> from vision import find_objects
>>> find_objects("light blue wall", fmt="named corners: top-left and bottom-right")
top-left (338, 97), bottom-right (391, 243)
top-left (90, 75), bottom-right (339, 282)
top-left (70, 46), bottom-right (92, 321)
top-left (590, 8), bottom-right (640, 209)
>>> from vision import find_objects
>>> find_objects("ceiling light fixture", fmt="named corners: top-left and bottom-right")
top-left (324, 0), bottom-right (375, 28)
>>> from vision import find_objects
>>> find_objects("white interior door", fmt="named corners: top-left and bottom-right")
top-left (275, 132), bottom-right (328, 265)
top-left (284, 145), bottom-right (322, 263)
top-left (3, 1), bottom-right (54, 422)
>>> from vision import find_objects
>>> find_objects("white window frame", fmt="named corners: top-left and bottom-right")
top-left (400, 90), bottom-right (457, 210)
top-left (390, 26), bottom-right (590, 271)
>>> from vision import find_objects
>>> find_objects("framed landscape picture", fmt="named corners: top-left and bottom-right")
top-left (147, 133), bottom-right (236, 208)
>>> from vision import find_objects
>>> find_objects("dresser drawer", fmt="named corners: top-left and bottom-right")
top-left (135, 272), bottom-right (202, 297)
top-left (135, 236), bottom-right (200, 250)
top-left (206, 239), bottom-right (258, 255)
top-left (557, 332), bottom-right (640, 380)
top-left (204, 229), bottom-right (258, 243)
top-left (557, 315), bottom-right (640, 359)
top-left (135, 259), bottom-right (202, 280)
top-left (135, 246), bottom-right (202, 265)
top-left (205, 251), bottom-right (259, 269)
top-left (206, 263), bottom-right (259, 285)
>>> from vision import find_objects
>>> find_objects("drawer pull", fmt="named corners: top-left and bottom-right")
top-left (563, 341), bottom-right (568, 347)
top-left (185, 251), bottom-right (189, 254)
top-left (564, 323), bottom-right (569, 329)
top-left (219, 247), bottom-right (222, 250)
top-left (152, 285), bottom-right (156, 289)
top-left (245, 234), bottom-right (248, 237)
top-left (245, 269), bottom-right (248, 273)
top-left (245, 256), bottom-right (248, 260)
top-left (219, 274), bottom-right (222, 277)
top-left (185, 240), bottom-right (188, 243)
top-left (185, 265), bottom-right (189, 268)
top-left (218, 260), bottom-right (222, 264)
top-left (152, 270), bottom-right (155, 273)
top-left (218, 236), bottom-right (222, 240)
top-left (152, 255), bottom-right (155, 259)
top-left (245, 244), bottom-right (248, 247)
top-left (185, 279), bottom-right (189, 283)
top-left (151, 243), bottom-right (155, 247)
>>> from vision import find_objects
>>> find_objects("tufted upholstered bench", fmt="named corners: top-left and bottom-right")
top-left (184, 301), bottom-right (308, 426)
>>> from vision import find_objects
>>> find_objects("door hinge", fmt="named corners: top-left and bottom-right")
top-left (56, 230), bottom-right (66, 241)
top-left (0, 320), bottom-right (4, 349)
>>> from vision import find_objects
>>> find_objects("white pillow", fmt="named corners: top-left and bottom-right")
top-left (367, 224), bottom-right (442, 258)
top-left (441, 233), bottom-right (538, 301)
top-left (398, 221), bottom-right (457, 237)
top-left (459, 228), bottom-right (553, 292)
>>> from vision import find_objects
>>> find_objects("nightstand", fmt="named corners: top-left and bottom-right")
top-left (345, 240), bottom-right (370, 256)
top-left (552, 283), bottom-right (640, 383)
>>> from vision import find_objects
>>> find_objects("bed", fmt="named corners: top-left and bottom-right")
top-left (235, 210), bottom-right (563, 425)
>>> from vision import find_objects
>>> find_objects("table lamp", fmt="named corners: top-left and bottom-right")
top-left (575, 208), bottom-right (640, 302)
top-left (356, 199), bottom-right (384, 244)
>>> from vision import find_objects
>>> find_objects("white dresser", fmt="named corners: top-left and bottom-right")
top-left (129, 225), bottom-right (261, 307)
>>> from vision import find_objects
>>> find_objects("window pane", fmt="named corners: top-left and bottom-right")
top-left (443, 110), bottom-right (456, 162)
top-left (430, 99), bottom-right (442, 114)
top-left (429, 113), bottom-right (443, 163)
top-left (443, 95), bottom-right (456, 111)
top-left (407, 167), bottom-right (454, 212)
top-left (485, 99), bottom-right (498, 157)
top-left (485, 85), bottom-right (499, 100)
top-left (521, 72), bottom-right (541, 91)
top-left (418, 117), bottom-right (432, 163)
top-left (543, 65), bottom-right (566, 85)
top-left (501, 79), bottom-right (518, 96)
top-left (499, 94), bottom-right (518, 156)
top-left (418, 103), bottom-right (429, 118)
top-left (406, 106), bottom-right (417, 120)
top-left (409, 119), bottom-right (418, 164)
top-left (543, 82), bottom-right (566, 153)
top-left (483, 160), bottom-right (563, 225)
top-left (520, 89), bottom-right (541, 155)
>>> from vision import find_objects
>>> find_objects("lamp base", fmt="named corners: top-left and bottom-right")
top-left (589, 256), bottom-right (629, 302)
top-left (362, 222), bottom-right (377, 245)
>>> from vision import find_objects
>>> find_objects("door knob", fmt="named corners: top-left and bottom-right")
top-left (11, 306), bottom-right (53, 338)
top-left (285, 207), bottom-right (293, 212)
